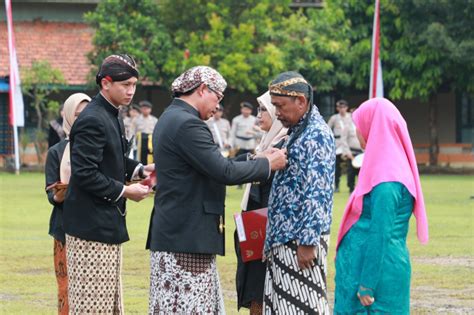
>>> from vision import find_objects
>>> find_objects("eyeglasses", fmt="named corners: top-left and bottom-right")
top-left (207, 85), bottom-right (224, 102)
top-left (257, 107), bottom-right (268, 113)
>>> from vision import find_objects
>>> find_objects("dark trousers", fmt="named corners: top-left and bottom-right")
top-left (335, 154), bottom-right (343, 189)
top-left (347, 161), bottom-right (360, 192)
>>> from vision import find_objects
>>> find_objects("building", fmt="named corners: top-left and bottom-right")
top-left (1, 0), bottom-right (472, 167)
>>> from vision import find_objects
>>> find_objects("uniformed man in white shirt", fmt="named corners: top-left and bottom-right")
top-left (231, 101), bottom-right (258, 156)
top-left (135, 100), bottom-right (158, 164)
top-left (327, 99), bottom-right (353, 192)
top-left (206, 103), bottom-right (231, 152)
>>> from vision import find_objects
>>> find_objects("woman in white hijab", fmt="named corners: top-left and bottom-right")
top-left (234, 91), bottom-right (288, 314)
top-left (45, 93), bottom-right (90, 315)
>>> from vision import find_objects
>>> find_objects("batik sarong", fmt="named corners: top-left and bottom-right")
top-left (66, 234), bottom-right (123, 315)
top-left (149, 251), bottom-right (225, 314)
top-left (53, 239), bottom-right (68, 315)
top-left (263, 235), bottom-right (330, 314)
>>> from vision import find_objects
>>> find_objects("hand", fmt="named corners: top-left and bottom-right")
top-left (357, 291), bottom-right (375, 306)
top-left (346, 153), bottom-right (354, 160)
top-left (255, 147), bottom-right (278, 159)
top-left (296, 245), bottom-right (316, 270)
top-left (266, 148), bottom-right (287, 171)
top-left (123, 183), bottom-right (150, 202)
top-left (53, 188), bottom-right (67, 203)
top-left (143, 163), bottom-right (155, 177)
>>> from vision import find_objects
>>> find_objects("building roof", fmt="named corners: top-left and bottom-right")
top-left (0, 21), bottom-right (94, 85)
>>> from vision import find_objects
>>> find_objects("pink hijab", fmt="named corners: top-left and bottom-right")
top-left (336, 98), bottom-right (428, 249)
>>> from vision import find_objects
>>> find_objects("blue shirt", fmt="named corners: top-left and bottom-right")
top-left (265, 105), bottom-right (335, 252)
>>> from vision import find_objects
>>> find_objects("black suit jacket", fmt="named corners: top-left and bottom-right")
top-left (45, 139), bottom-right (68, 243)
top-left (63, 93), bottom-right (139, 244)
top-left (146, 98), bottom-right (270, 255)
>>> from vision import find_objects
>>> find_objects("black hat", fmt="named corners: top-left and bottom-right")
top-left (96, 54), bottom-right (139, 86)
top-left (139, 100), bottom-right (153, 108)
top-left (129, 103), bottom-right (141, 111)
top-left (240, 101), bottom-right (253, 110)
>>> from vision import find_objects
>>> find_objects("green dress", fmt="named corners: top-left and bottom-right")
top-left (335, 182), bottom-right (414, 315)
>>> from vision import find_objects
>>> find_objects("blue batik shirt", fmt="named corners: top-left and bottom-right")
top-left (265, 105), bottom-right (335, 253)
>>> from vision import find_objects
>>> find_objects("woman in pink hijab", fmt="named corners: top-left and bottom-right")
top-left (334, 98), bottom-right (428, 314)
top-left (45, 93), bottom-right (90, 314)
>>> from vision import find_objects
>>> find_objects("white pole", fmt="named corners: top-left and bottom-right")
top-left (12, 125), bottom-right (20, 174)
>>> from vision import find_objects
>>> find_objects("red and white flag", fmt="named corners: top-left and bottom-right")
top-left (5, 0), bottom-right (25, 127)
top-left (369, 0), bottom-right (384, 99)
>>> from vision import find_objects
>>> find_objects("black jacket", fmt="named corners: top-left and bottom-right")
top-left (146, 99), bottom-right (270, 255)
top-left (63, 93), bottom-right (139, 244)
top-left (45, 139), bottom-right (68, 243)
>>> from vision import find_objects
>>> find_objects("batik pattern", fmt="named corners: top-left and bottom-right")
top-left (149, 251), bottom-right (225, 314)
top-left (66, 234), bottom-right (123, 315)
top-left (263, 236), bottom-right (330, 314)
top-left (265, 106), bottom-right (335, 252)
top-left (53, 239), bottom-right (68, 315)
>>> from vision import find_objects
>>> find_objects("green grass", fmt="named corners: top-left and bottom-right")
top-left (0, 173), bottom-right (473, 314)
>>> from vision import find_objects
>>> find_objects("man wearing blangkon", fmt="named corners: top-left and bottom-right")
top-left (263, 71), bottom-right (335, 314)
top-left (146, 66), bottom-right (287, 314)
top-left (63, 54), bottom-right (153, 314)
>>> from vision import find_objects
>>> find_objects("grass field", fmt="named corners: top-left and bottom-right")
top-left (0, 173), bottom-right (473, 314)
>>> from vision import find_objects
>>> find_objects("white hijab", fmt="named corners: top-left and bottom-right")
top-left (59, 93), bottom-right (91, 184)
top-left (240, 91), bottom-right (288, 210)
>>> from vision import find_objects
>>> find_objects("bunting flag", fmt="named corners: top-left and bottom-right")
top-left (5, 0), bottom-right (24, 173)
top-left (369, 0), bottom-right (384, 98)
top-left (5, 0), bottom-right (24, 127)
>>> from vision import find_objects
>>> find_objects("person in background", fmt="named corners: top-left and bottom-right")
top-left (327, 100), bottom-right (352, 192)
top-left (45, 92), bottom-right (91, 315)
top-left (135, 100), bottom-right (158, 165)
top-left (231, 101), bottom-right (258, 156)
top-left (334, 98), bottom-right (429, 315)
top-left (122, 103), bottom-right (140, 158)
top-left (206, 103), bottom-right (231, 152)
top-left (264, 71), bottom-right (335, 314)
top-left (231, 102), bottom-right (258, 188)
top-left (48, 105), bottom-right (65, 148)
top-left (63, 54), bottom-right (153, 314)
top-left (340, 109), bottom-right (363, 193)
top-left (235, 91), bottom-right (288, 315)
top-left (147, 66), bottom-right (287, 314)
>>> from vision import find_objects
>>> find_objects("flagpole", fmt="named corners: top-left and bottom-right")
top-left (369, 0), bottom-right (381, 99)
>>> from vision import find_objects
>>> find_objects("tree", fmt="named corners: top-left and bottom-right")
top-left (334, 0), bottom-right (474, 165)
top-left (85, 0), bottom-right (174, 84)
top-left (22, 60), bottom-right (65, 164)
top-left (86, 0), bottom-right (351, 93)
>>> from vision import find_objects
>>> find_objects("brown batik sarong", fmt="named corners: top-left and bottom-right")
top-left (66, 234), bottom-right (123, 315)
top-left (53, 239), bottom-right (68, 315)
top-left (148, 251), bottom-right (225, 314)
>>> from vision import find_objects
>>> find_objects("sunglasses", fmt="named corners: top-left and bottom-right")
top-left (257, 107), bottom-right (268, 113)
top-left (207, 85), bottom-right (224, 102)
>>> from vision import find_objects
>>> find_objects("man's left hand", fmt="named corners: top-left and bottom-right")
top-left (297, 245), bottom-right (317, 270)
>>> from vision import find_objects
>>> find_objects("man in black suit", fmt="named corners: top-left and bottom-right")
top-left (146, 66), bottom-right (287, 313)
top-left (63, 54), bottom-right (153, 314)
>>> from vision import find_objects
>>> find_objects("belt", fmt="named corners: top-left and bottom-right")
top-left (236, 135), bottom-right (253, 141)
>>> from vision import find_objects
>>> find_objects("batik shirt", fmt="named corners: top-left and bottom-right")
top-left (265, 105), bottom-right (335, 252)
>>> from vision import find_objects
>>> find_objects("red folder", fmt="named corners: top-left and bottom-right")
top-left (140, 170), bottom-right (157, 189)
top-left (234, 207), bottom-right (268, 262)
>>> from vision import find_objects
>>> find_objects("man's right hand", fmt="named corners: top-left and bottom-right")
top-left (123, 183), bottom-right (150, 202)
top-left (266, 148), bottom-right (287, 171)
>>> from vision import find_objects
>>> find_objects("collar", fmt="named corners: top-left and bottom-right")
top-left (98, 92), bottom-right (120, 116)
top-left (289, 106), bottom-right (312, 134)
top-left (173, 98), bottom-right (200, 118)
